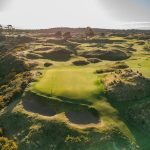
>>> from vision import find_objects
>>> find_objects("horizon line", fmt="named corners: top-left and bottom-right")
top-left (1, 25), bottom-right (150, 31)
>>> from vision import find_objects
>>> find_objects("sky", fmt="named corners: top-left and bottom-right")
top-left (0, 0), bottom-right (150, 29)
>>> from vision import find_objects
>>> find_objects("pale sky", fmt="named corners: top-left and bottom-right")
top-left (0, 0), bottom-right (150, 29)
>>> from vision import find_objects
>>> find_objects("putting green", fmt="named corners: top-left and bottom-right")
top-left (33, 68), bottom-right (104, 101)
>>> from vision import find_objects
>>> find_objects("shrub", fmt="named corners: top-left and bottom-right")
top-left (144, 42), bottom-right (150, 51)
top-left (63, 32), bottom-right (72, 40)
top-left (0, 137), bottom-right (18, 150)
top-left (55, 31), bottom-right (62, 38)
top-left (113, 62), bottom-right (129, 69)
top-left (44, 62), bottom-right (53, 67)
top-left (0, 72), bottom-right (32, 109)
top-left (85, 27), bottom-right (95, 39)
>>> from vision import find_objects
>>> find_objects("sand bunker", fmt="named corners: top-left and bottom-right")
top-left (66, 110), bottom-right (99, 125)
top-left (22, 92), bottom-right (100, 125)
top-left (22, 93), bottom-right (56, 117)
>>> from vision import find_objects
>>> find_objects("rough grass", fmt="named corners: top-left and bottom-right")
top-left (107, 95), bottom-right (150, 150)
top-left (0, 106), bottom-right (133, 150)
top-left (0, 68), bottom-right (136, 149)
top-left (1, 33), bottom-right (150, 150)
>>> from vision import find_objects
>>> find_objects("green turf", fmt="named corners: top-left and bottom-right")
top-left (126, 56), bottom-right (150, 77)
top-left (31, 67), bottom-right (136, 147)
top-left (33, 68), bottom-right (104, 102)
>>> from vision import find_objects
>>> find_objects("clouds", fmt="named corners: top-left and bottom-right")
top-left (0, 0), bottom-right (9, 11)
top-left (0, 0), bottom-right (150, 29)
top-left (99, 0), bottom-right (150, 22)
top-left (123, 22), bottom-right (150, 29)
top-left (0, 0), bottom-right (113, 29)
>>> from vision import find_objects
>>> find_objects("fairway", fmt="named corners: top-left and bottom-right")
top-left (126, 54), bottom-right (150, 78)
top-left (33, 68), bottom-right (104, 101)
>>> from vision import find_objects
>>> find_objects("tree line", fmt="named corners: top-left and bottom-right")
top-left (55, 27), bottom-right (96, 40)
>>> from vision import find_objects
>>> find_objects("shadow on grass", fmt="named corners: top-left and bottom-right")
top-left (106, 96), bottom-right (150, 150)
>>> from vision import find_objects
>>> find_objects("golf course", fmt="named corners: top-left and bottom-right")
top-left (0, 27), bottom-right (150, 150)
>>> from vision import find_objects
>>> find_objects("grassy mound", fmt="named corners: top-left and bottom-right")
top-left (87, 58), bottom-right (102, 63)
top-left (72, 60), bottom-right (90, 66)
top-left (0, 66), bottom-right (136, 149)
top-left (127, 98), bottom-right (150, 134)
top-left (105, 69), bottom-right (150, 101)
top-left (0, 72), bottom-right (32, 109)
top-left (80, 49), bottom-right (130, 61)
top-left (26, 53), bottom-right (43, 59)
top-left (46, 39), bottom-right (67, 45)
top-left (17, 36), bottom-right (34, 43)
top-left (112, 62), bottom-right (129, 69)
top-left (0, 108), bottom-right (134, 150)
top-left (38, 48), bottom-right (72, 61)
top-left (34, 47), bottom-right (52, 51)
top-left (0, 54), bottom-right (29, 77)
